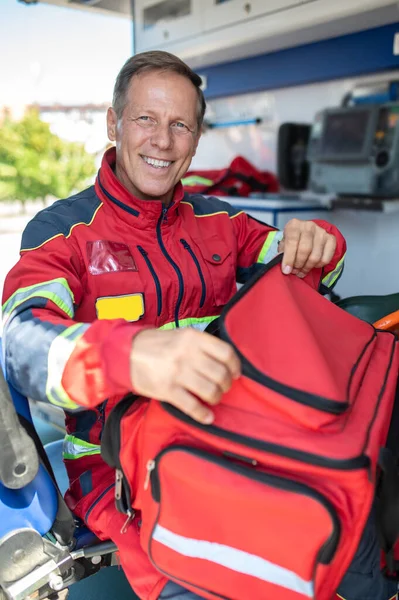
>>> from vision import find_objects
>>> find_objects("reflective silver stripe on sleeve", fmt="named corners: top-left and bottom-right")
top-left (257, 231), bottom-right (284, 265)
top-left (46, 322), bottom-right (90, 410)
top-left (153, 525), bottom-right (314, 598)
top-left (2, 277), bottom-right (75, 323)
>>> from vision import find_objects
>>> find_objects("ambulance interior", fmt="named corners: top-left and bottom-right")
top-left (1, 1), bottom-right (399, 599)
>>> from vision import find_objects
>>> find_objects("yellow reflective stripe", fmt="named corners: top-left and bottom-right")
top-left (180, 201), bottom-right (242, 220)
top-left (20, 233), bottom-right (63, 252)
top-left (182, 175), bottom-right (214, 187)
top-left (257, 231), bottom-right (283, 264)
top-left (63, 434), bottom-right (101, 460)
top-left (322, 254), bottom-right (345, 288)
top-left (160, 316), bottom-right (219, 331)
top-left (2, 278), bottom-right (75, 324)
top-left (46, 323), bottom-right (89, 410)
top-left (21, 203), bottom-right (103, 252)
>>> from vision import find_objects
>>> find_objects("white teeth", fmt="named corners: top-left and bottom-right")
top-left (143, 156), bottom-right (171, 168)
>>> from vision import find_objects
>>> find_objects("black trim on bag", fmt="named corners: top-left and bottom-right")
top-left (218, 253), bottom-right (375, 415)
top-left (161, 403), bottom-right (369, 471)
top-left (101, 393), bottom-right (137, 515)
top-left (101, 393), bottom-right (137, 470)
top-left (362, 334), bottom-right (397, 455)
top-left (346, 332), bottom-right (377, 400)
top-left (148, 445), bottom-right (340, 595)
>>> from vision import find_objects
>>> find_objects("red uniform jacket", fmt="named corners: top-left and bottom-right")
top-left (1, 147), bottom-right (346, 599)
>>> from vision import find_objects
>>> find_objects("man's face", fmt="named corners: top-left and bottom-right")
top-left (107, 70), bottom-right (201, 205)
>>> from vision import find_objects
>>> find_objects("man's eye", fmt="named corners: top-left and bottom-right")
top-left (172, 122), bottom-right (190, 133)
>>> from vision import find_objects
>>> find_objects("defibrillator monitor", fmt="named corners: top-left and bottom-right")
top-left (308, 103), bottom-right (399, 197)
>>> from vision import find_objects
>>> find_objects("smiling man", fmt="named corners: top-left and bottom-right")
top-left (108, 68), bottom-right (201, 204)
top-left (1, 51), bottom-right (354, 600)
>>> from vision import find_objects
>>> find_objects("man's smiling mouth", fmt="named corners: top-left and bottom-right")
top-left (141, 155), bottom-right (173, 168)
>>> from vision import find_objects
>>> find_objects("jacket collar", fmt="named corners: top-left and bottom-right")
top-left (94, 147), bottom-right (184, 229)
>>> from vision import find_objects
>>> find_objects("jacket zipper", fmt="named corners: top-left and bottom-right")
top-left (180, 239), bottom-right (206, 308)
top-left (147, 446), bottom-right (340, 593)
top-left (157, 207), bottom-right (184, 327)
top-left (161, 403), bottom-right (370, 471)
top-left (137, 246), bottom-right (162, 316)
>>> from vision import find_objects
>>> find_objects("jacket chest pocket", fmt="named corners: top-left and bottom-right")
top-left (195, 237), bottom-right (237, 307)
top-left (85, 240), bottom-right (147, 322)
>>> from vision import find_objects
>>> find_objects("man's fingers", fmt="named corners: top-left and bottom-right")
top-left (200, 333), bottom-right (241, 380)
top-left (195, 354), bottom-right (233, 394)
top-left (320, 234), bottom-right (337, 266)
top-left (292, 229), bottom-right (313, 272)
top-left (281, 222), bottom-right (301, 274)
top-left (178, 369), bottom-right (223, 406)
top-left (299, 227), bottom-right (325, 275)
top-left (169, 388), bottom-right (214, 424)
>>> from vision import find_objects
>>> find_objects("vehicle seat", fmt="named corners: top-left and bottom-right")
top-left (335, 292), bottom-right (399, 325)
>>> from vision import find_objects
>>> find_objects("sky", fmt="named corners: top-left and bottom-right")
top-left (0, 0), bottom-right (133, 109)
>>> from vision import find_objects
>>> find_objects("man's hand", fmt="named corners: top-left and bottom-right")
top-left (130, 328), bottom-right (241, 424)
top-left (278, 219), bottom-right (337, 278)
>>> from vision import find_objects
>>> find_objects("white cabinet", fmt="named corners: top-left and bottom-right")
top-left (133, 0), bottom-right (398, 65)
top-left (134, 0), bottom-right (202, 51)
top-left (202, 0), bottom-right (303, 31)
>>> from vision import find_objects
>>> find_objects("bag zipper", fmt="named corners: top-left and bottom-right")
top-left (138, 246), bottom-right (162, 317)
top-left (180, 239), bottom-right (206, 308)
top-left (161, 402), bottom-right (370, 471)
top-left (146, 445), bottom-right (340, 597)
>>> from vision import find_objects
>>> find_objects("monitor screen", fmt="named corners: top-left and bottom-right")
top-left (320, 110), bottom-right (370, 157)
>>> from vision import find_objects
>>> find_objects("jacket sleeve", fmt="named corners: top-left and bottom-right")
top-left (231, 213), bottom-right (346, 289)
top-left (1, 221), bottom-right (146, 411)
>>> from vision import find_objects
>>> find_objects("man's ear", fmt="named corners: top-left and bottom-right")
top-left (107, 107), bottom-right (117, 142)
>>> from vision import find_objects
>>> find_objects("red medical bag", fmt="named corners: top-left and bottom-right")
top-left (182, 155), bottom-right (279, 197)
top-left (103, 256), bottom-right (399, 600)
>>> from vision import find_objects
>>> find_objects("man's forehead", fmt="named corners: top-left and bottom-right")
top-left (126, 74), bottom-right (198, 117)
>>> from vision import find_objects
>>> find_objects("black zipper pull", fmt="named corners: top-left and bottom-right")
top-left (162, 206), bottom-right (168, 223)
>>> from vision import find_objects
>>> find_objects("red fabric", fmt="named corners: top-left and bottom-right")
top-left (183, 155), bottom-right (279, 197)
top-left (117, 260), bottom-right (399, 600)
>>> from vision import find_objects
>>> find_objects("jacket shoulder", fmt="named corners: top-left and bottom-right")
top-left (21, 187), bottom-right (102, 252)
top-left (182, 194), bottom-right (243, 218)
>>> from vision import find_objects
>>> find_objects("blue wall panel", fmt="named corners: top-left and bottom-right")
top-left (201, 22), bottom-right (399, 99)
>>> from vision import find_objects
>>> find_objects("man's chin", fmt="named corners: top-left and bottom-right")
top-left (137, 186), bottom-right (174, 202)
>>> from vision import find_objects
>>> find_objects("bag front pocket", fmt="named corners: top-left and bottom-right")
top-left (144, 446), bottom-right (340, 600)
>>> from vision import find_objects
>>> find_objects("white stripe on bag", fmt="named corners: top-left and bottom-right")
top-left (152, 525), bottom-right (314, 598)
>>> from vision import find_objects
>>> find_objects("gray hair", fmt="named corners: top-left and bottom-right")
top-left (112, 50), bottom-right (206, 130)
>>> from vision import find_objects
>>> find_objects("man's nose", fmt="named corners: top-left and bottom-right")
top-left (150, 123), bottom-right (173, 150)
